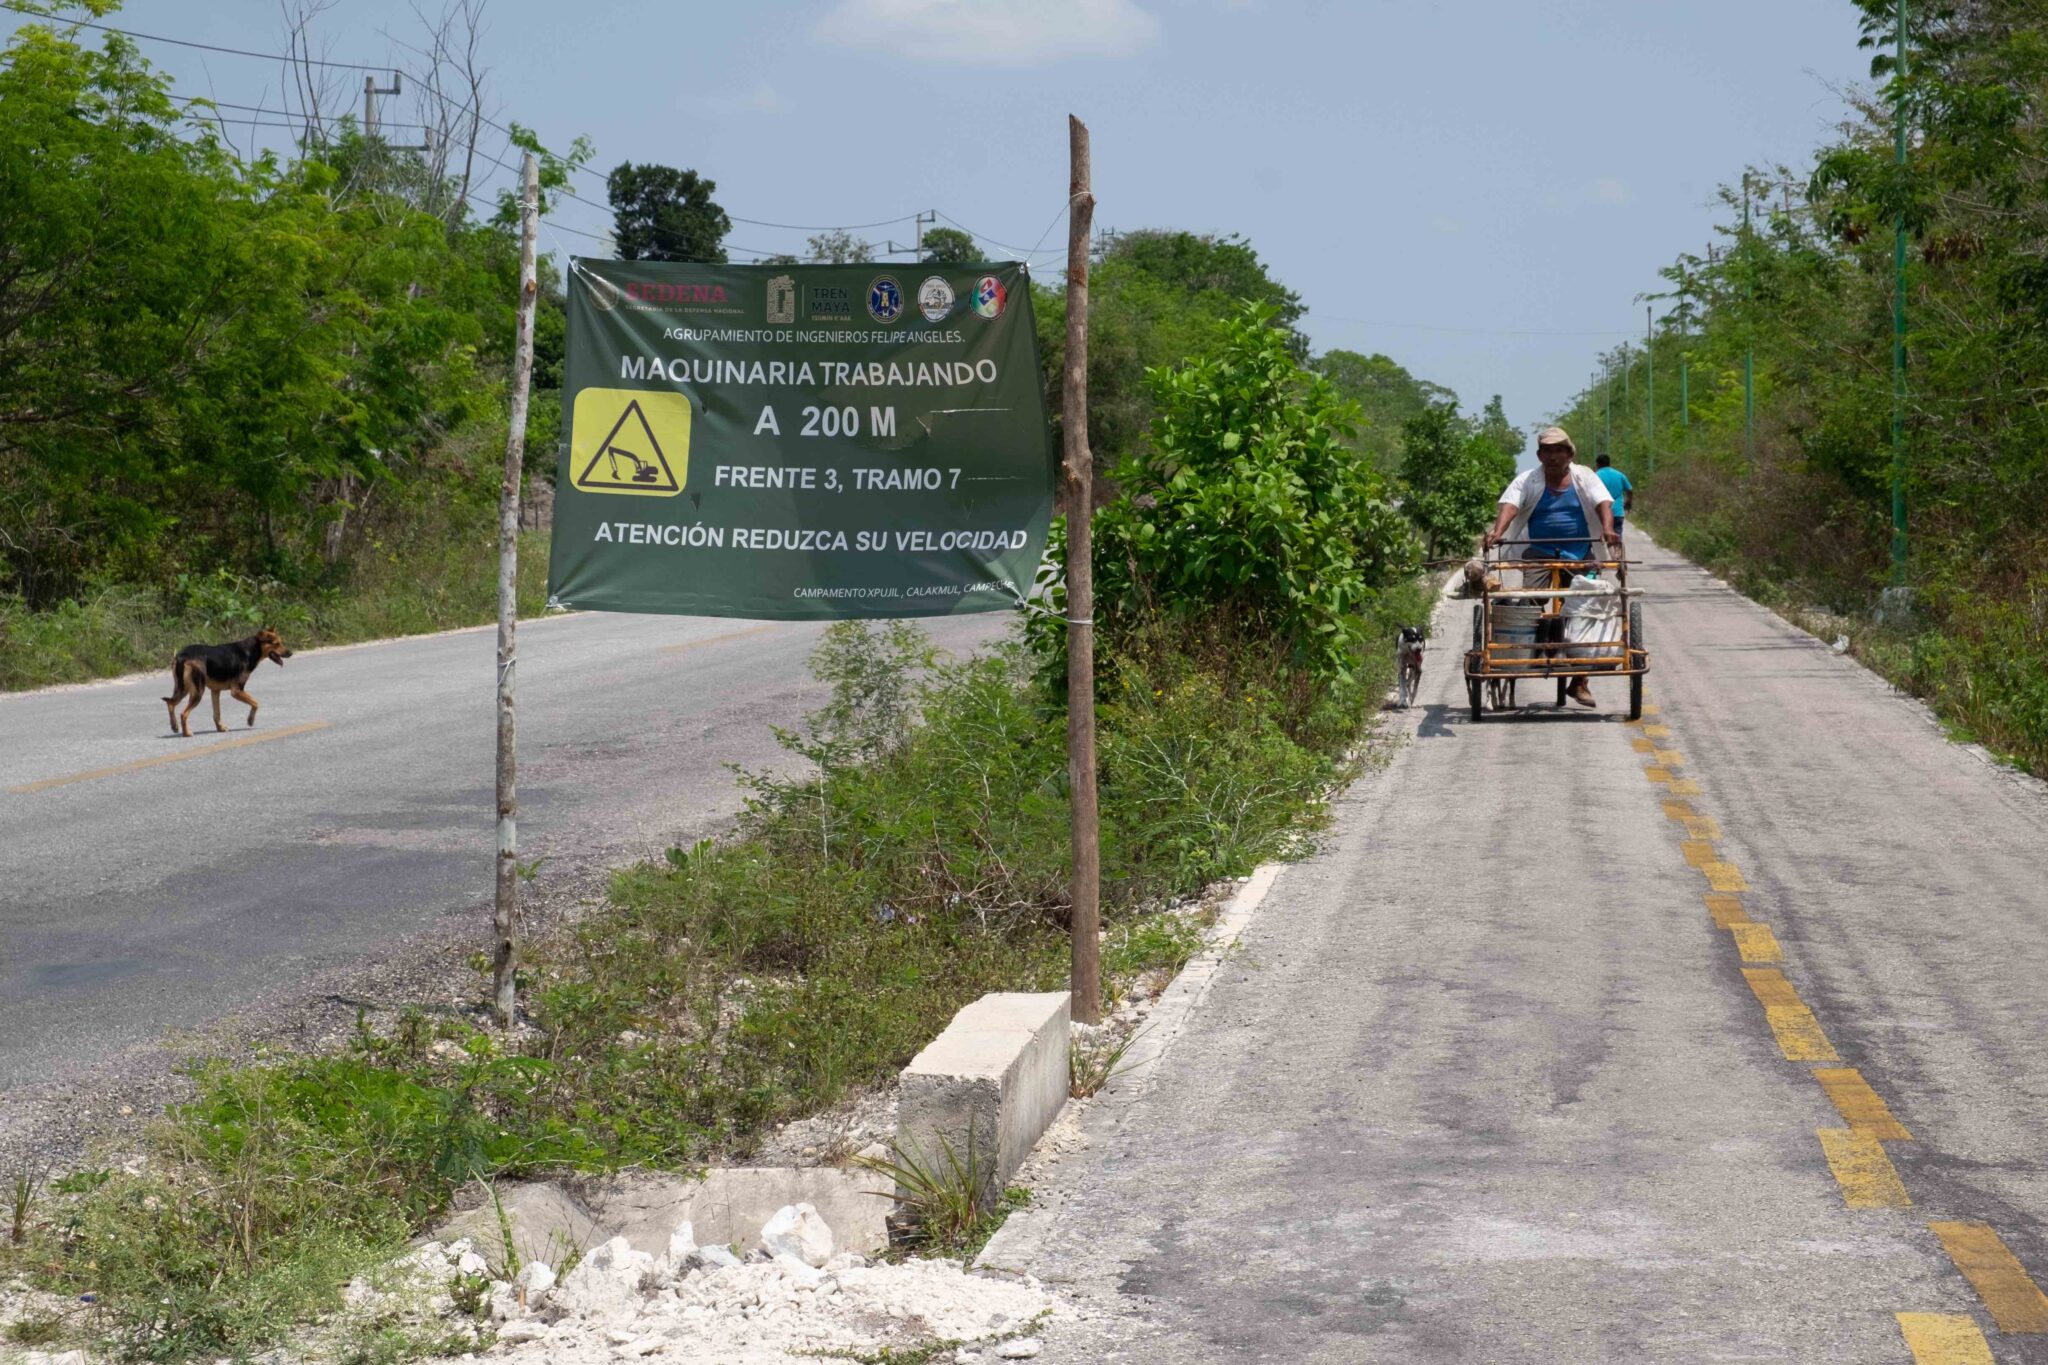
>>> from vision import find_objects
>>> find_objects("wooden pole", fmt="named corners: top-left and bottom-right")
top-left (492, 151), bottom-right (539, 1027)
top-left (1062, 115), bottom-right (1100, 1026)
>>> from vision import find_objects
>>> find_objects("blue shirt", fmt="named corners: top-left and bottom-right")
top-left (1596, 467), bottom-right (1633, 521)
top-left (1526, 485), bottom-right (1591, 560)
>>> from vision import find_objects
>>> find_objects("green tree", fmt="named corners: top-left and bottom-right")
top-left (1476, 395), bottom-right (1522, 464)
top-left (1314, 349), bottom-right (1457, 474)
top-left (1397, 406), bottom-right (1513, 558)
top-left (806, 230), bottom-right (875, 264)
top-left (1071, 304), bottom-right (1419, 681)
top-left (605, 162), bottom-right (730, 263)
top-left (919, 226), bottom-right (979, 265)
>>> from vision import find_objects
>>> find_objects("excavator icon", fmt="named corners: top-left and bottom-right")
top-left (602, 441), bottom-right (664, 484)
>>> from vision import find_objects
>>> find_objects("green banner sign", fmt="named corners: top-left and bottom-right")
top-left (546, 261), bottom-right (1055, 620)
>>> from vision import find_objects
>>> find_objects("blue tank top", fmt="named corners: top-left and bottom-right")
top-left (1527, 486), bottom-right (1590, 560)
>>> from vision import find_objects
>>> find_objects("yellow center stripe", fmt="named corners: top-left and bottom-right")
top-left (1662, 800), bottom-right (1697, 821)
top-left (1682, 815), bottom-right (1723, 840)
top-left (1643, 724), bottom-right (1672, 738)
top-left (1680, 839), bottom-right (1717, 867)
top-left (1703, 861), bottom-right (1750, 892)
top-left (1729, 923), bottom-right (1784, 963)
top-left (1930, 1222), bottom-right (2048, 1333)
top-left (1653, 749), bottom-right (1685, 766)
top-left (1896, 1312), bottom-right (1994, 1364)
top-left (1764, 1005), bottom-right (1840, 1060)
top-left (1705, 894), bottom-right (1751, 928)
top-left (1632, 737), bottom-right (1656, 753)
top-left (8, 721), bottom-right (331, 795)
top-left (1667, 778), bottom-right (1703, 795)
top-left (1645, 767), bottom-right (1674, 784)
top-left (1814, 1067), bottom-right (1913, 1141)
top-left (1818, 1128), bottom-right (1912, 1207)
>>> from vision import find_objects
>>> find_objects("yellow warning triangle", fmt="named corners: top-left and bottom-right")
top-left (575, 399), bottom-right (681, 493)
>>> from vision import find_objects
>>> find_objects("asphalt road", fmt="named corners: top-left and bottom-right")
top-left (1019, 530), bottom-right (2048, 1363)
top-left (0, 609), bottom-right (1005, 1104)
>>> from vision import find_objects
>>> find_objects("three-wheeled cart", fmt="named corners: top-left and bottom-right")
top-left (1462, 540), bottom-right (1649, 721)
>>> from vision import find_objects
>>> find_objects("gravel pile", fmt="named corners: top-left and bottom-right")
top-left (383, 1203), bottom-right (1058, 1365)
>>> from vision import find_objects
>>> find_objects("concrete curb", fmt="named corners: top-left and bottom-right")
top-left (972, 862), bottom-right (1288, 1276)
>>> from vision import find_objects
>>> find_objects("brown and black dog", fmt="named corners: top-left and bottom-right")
top-left (163, 628), bottom-right (293, 736)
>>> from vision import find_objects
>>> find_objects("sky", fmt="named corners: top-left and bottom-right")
top-left (5, 0), bottom-right (1877, 453)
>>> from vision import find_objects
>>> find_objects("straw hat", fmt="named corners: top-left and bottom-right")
top-left (1536, 426), bottom-right (1576, 454)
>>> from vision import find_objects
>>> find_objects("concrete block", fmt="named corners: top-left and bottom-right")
top-left (897, 991), bottom-right (1069, 1202)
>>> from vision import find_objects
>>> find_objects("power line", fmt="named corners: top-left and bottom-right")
top-left (8, 5), bottom-right (941, 240)
top-left (171, 94), bottom-right (434, 130)
top-left (0, 0), bottom-right (394, 70)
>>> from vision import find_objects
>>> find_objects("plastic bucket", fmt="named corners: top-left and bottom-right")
top-left (1494, 602), bottom-right (1541, 660)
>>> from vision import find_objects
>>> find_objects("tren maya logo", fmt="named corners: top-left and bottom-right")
top-left (867, 275), bottom-right (905, 324)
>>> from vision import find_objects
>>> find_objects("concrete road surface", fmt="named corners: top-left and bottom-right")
top-left (0, 610), bottom-right (1004, 1103)
top-left (1013, 530), bottom-right (2048, 1363)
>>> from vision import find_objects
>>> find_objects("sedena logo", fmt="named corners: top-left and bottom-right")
top-left (569, 388), bottom-right (691, 497)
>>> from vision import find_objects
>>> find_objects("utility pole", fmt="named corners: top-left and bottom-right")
top-left (1621, 343), bottom-right (1630, 469)
top-left (1604, 363), bottom-right (1612, 462)
top-left (1062, 116), bottom-right (1101, 1026)
top-left (915, 208), bottom-right (936, 255)
top-left (1890, 0), bottom-right (1910, 585)
top-left (1645, 305), bottom-right (1655, 475)
top-left (362, 71), bottom-right (401, 138)
top-left (491, 152), bottom-right (539, 1028)
top-left (1742, 175), bottom-right (1756, 464)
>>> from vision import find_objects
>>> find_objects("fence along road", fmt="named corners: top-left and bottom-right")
top-left (1020, 529), bottom-right (2048, 1364)
top-left (0, 610), bottom-right (1005, 1121)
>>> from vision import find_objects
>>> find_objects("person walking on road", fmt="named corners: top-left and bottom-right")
top-left (1482, 426), bottom-right (1620, 708)
top-left (1595, 453), bottom-right (1633, 545)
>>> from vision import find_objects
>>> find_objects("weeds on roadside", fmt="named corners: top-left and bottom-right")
top-left (1070, 1025), bottom-right (1148, 1099)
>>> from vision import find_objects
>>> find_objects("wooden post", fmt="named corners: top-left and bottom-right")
top-left (1062, 115), bottom-right (1100, 1025)
top-left (492, 151), bottom-right (539, 1027)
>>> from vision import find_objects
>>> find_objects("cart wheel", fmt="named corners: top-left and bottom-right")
top-left (1627, 600), bottom-right (1645, 720)
top-left (1467, 677), bottom-right (1484, 722)
top-left (1471, 604), bottom-right (1484, 651)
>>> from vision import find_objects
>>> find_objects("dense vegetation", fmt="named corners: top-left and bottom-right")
top-left (1556, 0), bottom-right (2048, 773)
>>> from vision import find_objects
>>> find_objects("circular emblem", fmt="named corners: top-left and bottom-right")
top-left (867, 275), bottom-right (905, 324)
top-left (584, 271), bottom-right (625, 312)
top-left (971, 274), bottom-right (1006, 320)
top-left (918, 276), bottom-right (956, 322)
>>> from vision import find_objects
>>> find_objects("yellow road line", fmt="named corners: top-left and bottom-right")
top-left (1706, 894), bottom-right (1751, 928)
top-left (1644, 723), bottom-right (1672, 738)
top-left (1703, 861), bottom-right (1750, 892)
top-left (1766, 1006), bottom-right (1839, 1060)
top-left (1814, 1067), bottom-right (1913, 1141)
top-left (1662, 799), bottom-right (1696, 821)
top-left (658, 624), bottom-right (781, 654)
top-left (1668, 778), bottom-right (1703, 795)
top-left (1645, 767), bottom-right (1674, 784)
top-left (1653, 749), bottom-right (1685, 766)
top-left (1730, 923), bottom-right (1783, 963)
top-left (1683, 815), bottom-right (1723, 840)
top-left (9, 721), bottom-right (331, 795)
top-left (1632, 737), bottom-right (1656, 753)
top-left (1897, 1312), bottom-right (1994, 1363)
top-left (1930, 1222), bottom-right (2048, 1333)
top-left (1680, 839), bottom-right (1717, 867)
top-left (1643, 703), bottom-right (1661, 714)
top-left (1818, 1128), bottom-right (1911, 1207)
top-left (1744, 969), bottom-right (1839, 1060)
top-left (1744, 968), bottom-right (1802, 1007)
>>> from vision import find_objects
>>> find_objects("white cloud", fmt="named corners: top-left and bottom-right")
top-left (813, 0), bottom-right (1161, 65)
top-left (744, 83), bottom-right (782, 113)
top-left (1591, 178), bottom-right (1631, 206)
